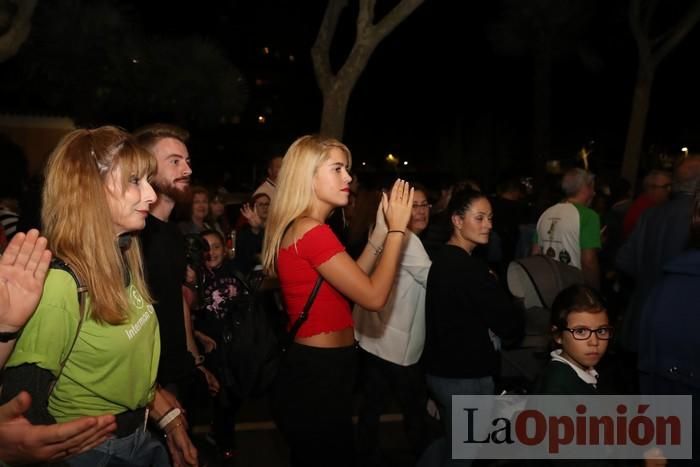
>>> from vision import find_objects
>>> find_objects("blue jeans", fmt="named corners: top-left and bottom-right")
top-left (66, 427), bottom-right (170, 467)
top-left (422, 374), bottom-right (494, 467)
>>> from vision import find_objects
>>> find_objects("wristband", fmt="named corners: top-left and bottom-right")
top-left (157, 408), bottom-right (182, 430)
top-left (0, 329), bottom-right (21, 343)
top-left (387, 230), bottom-right (405, 235)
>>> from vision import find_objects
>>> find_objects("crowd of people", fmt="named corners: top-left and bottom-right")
top-left (0, 123), bottom-right (698, 467)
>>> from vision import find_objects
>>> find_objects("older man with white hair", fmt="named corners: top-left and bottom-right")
top-left (533, 168), bottom-right (601, 289)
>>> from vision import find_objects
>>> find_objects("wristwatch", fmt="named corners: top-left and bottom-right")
top-left (0, 329), bottom-right (21, 342)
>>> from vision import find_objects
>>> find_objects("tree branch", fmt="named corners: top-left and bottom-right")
top-left (370, 0), bottom-right (424, 44)
top-left (652, 0), bottom-right (700, 65)
top-left (641, 0), bottom-right (658, 34)
top-left (0, 0), bottom-right (37, 63)
top-left (629, 0), bottom-right (653, 66)
top-left (311, 0), bottom-right (348, 94)
top-left (356, 0), bottom-right (376, 38)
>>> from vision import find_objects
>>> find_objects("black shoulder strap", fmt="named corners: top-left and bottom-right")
top-left (286, 275), bottom-right (324, 347)
top-left (48, 258), bottom-right (88, 396)
top-left (50, 258), bottom-right (87, 295)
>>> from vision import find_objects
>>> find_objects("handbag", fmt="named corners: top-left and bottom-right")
top-left (219, 272), bottom-right (324, 398)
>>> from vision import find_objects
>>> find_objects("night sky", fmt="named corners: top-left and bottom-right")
top-left (5, 0), bottom-right (700, 190)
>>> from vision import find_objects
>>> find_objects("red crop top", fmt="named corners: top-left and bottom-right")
top-left (277, 224), bottom-right (352, 337)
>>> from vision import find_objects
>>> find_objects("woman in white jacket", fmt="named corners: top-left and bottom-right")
top-left (354, 184), bottom-right (432, 467)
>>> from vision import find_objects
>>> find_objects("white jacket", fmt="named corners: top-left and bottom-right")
top-left (353, 232), bottom-right (431, 366)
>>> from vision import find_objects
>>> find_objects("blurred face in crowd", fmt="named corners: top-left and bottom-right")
top-left (646, 173), bottom-right (672, 204)
top-left (203, 232), bottom-right (225, 269)
top-left (409, 190), bottom-right (430, 235)
top-left (554, 309), bottom-right (611, 370)
top-left (104, 164), bottom-right (156, 235)
top-left (210, 196), bottom-right (226, 219)
top-left (150, 137), bottom-right (192, 203)
top-left (191, 192), bottom-right (209, 222)
top-left (268, 157), bottom-right (283, 183)
top-left (254, 194), bottom-right (271, 222)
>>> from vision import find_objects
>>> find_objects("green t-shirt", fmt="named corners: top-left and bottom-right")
top-left (6, 269), bottom-right (160, 422)
top-left (573, 203), bottom-right (602, 250)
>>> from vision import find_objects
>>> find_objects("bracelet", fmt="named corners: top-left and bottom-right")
top-left (157, 408), bottom-right (181, 430)
top-left (387, 230), bottom-right (405, 235)
top-left (367, 239), bottom-right (383, 256)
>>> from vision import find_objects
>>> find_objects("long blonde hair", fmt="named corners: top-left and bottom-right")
top-left (261, 135), bottom-right (351, 276)
top-left (42, 126), bottom-right (156, 324)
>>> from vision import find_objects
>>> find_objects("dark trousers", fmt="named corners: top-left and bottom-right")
top-left (356, 349), bottom-right (429, 466)
top-left (271, 342), bottom-right (358, 467)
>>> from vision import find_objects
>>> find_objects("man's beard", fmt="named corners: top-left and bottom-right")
top-left (153, 176), bottom-right (192, 205)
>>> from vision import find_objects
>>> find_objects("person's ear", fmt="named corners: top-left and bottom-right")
top-left (451, 213), bottom-right (463, 229)
top-left (552, 325), bottom-right (563, 345)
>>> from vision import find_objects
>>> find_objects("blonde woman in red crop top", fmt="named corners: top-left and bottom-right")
top-left (261, 135), bottom-right (413, 467)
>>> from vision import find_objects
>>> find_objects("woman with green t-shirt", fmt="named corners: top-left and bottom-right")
top-left (1, 127), bottom-right (196, 466)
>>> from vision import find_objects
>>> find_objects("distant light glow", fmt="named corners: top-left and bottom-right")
top-left (682, 147), bottom-right (689, 153)
top-left (257, 115), bottom-right (266, 124)
top-left (289, 55), bottom-right (295, 62)
top-left (361, 162), bottom-right (366, 166)
top-left (131, 58), bottom-right (139, 64)
top-left (263, 47), bottom-right (270, 55)
top-left (403, 161), bottom-right (408, 166)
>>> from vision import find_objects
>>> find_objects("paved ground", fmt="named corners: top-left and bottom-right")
top-left (190, 395), bottom-right (424, 467)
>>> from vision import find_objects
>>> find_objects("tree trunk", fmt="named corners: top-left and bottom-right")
top-left (621, 66), bottom-right (654, 187)
top-left (320, 86), bottom-right (351, 140)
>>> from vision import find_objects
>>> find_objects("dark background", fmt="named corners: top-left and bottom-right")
top-left (3, 0), bottom-right (700, 192)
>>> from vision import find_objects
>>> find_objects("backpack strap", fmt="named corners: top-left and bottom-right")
top-left (48, 258), bottom-right (88, 395)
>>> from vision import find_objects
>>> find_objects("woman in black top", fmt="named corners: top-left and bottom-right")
top-left (423, 189), bottom-right (523, 466)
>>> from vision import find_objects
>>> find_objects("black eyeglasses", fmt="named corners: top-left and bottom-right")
top-left (564, 326), bottom-right (614, 340)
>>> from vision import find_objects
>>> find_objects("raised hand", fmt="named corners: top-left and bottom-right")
top-left (0, 230), bottom-right (52, 333)
top-left (240, 203), bottom-right (263, 229)
top-left (370, 193), bottom-right (389, 240)
top-left (382, 179), bottom-right (414, 233)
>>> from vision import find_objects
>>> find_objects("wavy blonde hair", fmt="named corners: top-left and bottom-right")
top-left (42, 126), bottom-right (155, 324)
top-left (261, 135), bottom-right (351, 276)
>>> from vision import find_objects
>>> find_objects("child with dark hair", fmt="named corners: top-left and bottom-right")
top-left (195, 229), bottom-right (246, 459)
top-left (534, 284), bottom-right (613, 395)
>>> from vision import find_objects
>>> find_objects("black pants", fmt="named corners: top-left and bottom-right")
top-left (356, 349), bottom-right (429, 466)
top-left (271, 342), bottom-right (357, 467)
